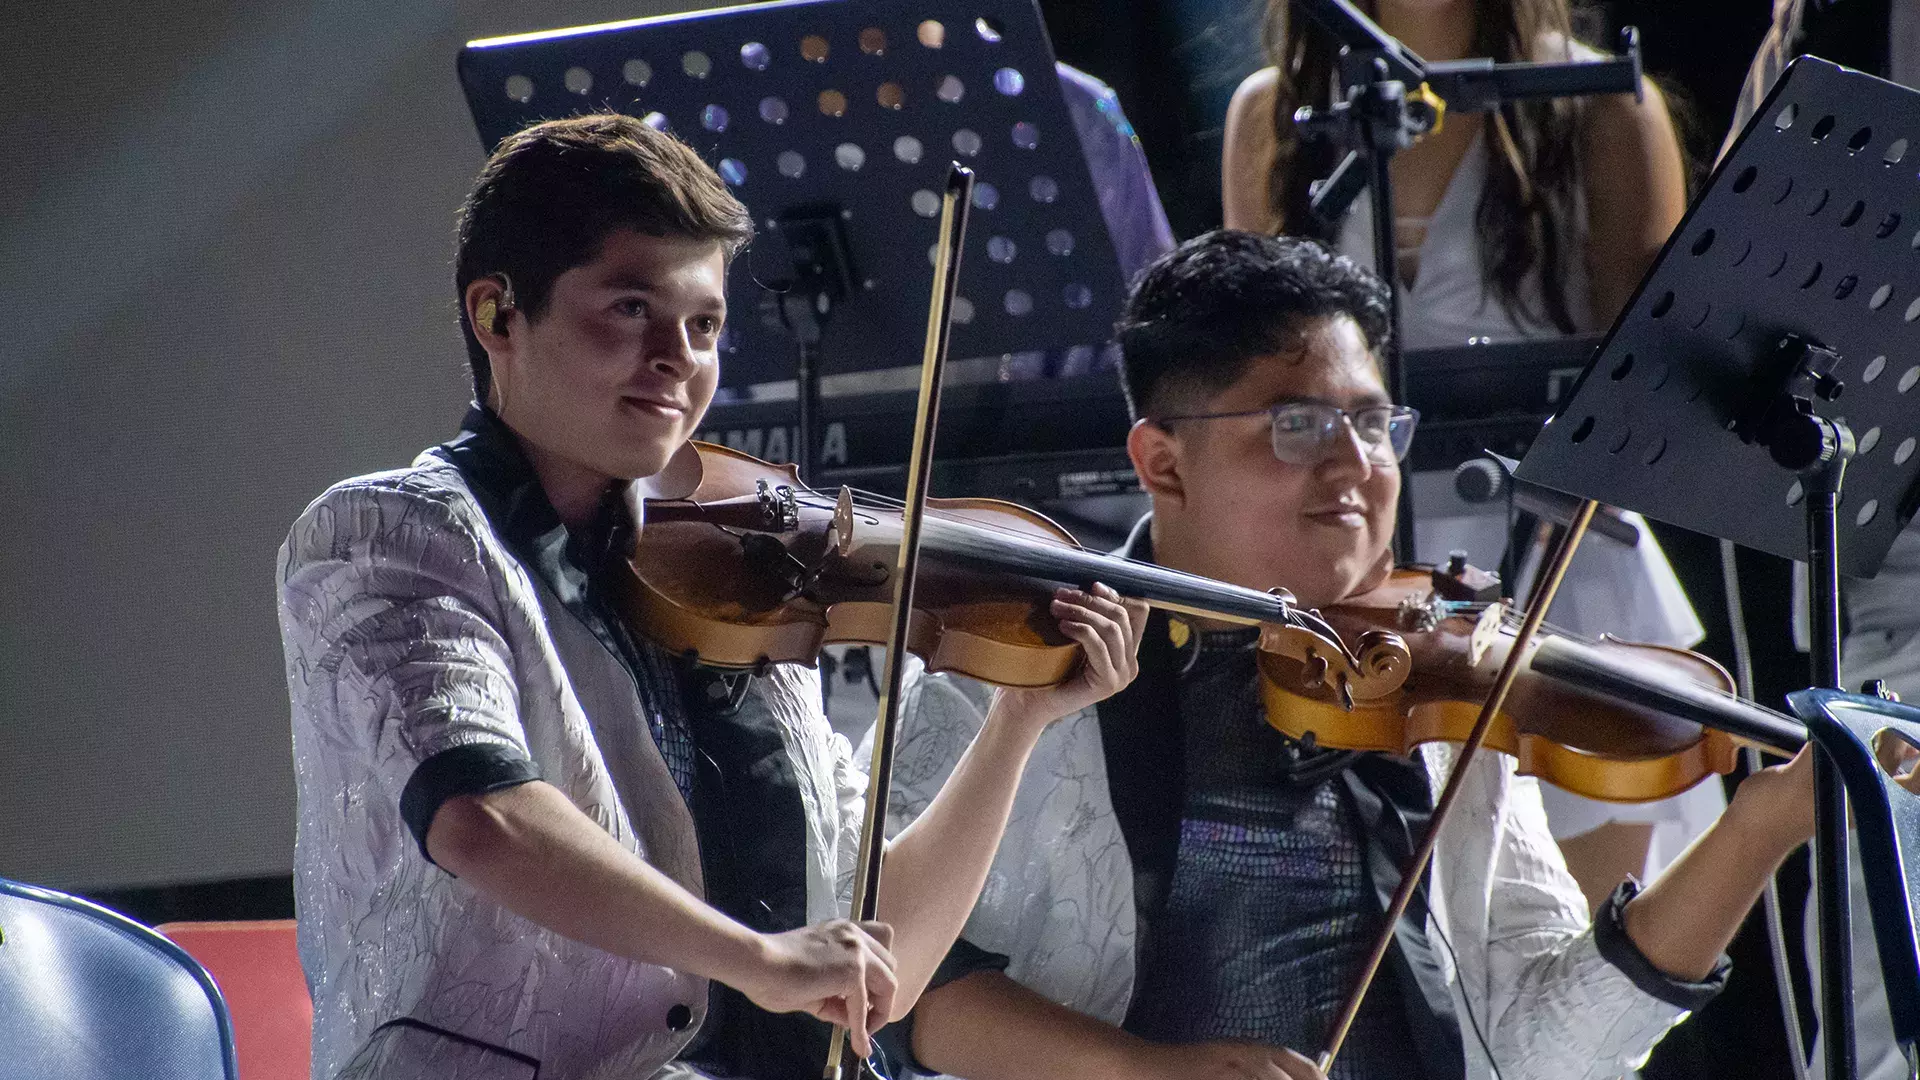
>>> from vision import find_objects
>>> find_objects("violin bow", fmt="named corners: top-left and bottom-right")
top-left (1318, 499), bottom-right (1600, 1072)
top-left (823, 162), bottom-right (974, 1080)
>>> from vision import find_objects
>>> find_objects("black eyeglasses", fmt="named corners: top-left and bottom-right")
top-left (1154, 402), bottom-right (1420, 466)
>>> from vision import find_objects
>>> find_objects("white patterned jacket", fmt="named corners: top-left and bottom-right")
top-left (887, 665), bottom-right (1708, 1080)
top-left (279, 448), bottom-right (862, 1080)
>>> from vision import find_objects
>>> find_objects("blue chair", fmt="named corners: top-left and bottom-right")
top-left (0, 877), bottom-right (239, 1080)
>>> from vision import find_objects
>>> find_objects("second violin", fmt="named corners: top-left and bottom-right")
top-left (1260, 563), bottom-right (1807, 802)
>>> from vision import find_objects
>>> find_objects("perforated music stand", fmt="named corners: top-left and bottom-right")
top-left (1516, 58), bottom-right (1919, 573)
top-left (457, 0), bottom-right (1124, 480)
top-left (1516, 57), bottom-right (1920, 1079)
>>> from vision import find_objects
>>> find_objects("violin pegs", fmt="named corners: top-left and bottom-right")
top-left (1302, 651), bottom-right (1330, 690)
top-left (1336, 674), bottom-right (1355, 712)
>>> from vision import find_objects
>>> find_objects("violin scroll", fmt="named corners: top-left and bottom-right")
top-left (1257, 620), bottom-right (1411, 709)
top-left (1259, 565), bottom-right (1798, 803)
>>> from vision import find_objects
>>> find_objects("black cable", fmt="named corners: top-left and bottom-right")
top-left (1428, 910), bottom-right (1506, 1080)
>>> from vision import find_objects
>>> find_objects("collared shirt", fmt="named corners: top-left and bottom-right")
top-left (885, 517), bottom-right (1726, 1080)
top-left (280, 409), bottom-right (865, 1080)
top-left (430, 408), bottom-right (697, 807)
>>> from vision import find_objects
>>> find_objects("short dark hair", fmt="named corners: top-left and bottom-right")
top-left (454, 113), bottom-right (755, 400)
top-left (1115, 230), bottom-right (1391, 419)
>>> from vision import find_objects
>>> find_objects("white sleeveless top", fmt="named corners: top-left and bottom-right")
top-left (1335, 36), bottom-right (1603, 349)
top-left (1337, 125), bottom-right (1596, 349)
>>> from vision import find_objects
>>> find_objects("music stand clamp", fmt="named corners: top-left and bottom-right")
top-left (1517, 57), bottom-right (1920, 1080)
top-left (1290, 0), bottom-right (1641, 559)
top-left (457, 0), bottom-right (1127, 483)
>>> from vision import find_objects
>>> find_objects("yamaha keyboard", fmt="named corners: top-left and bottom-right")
top-left (696, 335), bottom-right (1602, 500)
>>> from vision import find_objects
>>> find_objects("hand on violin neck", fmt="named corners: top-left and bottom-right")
top-left (1720, 745), bottom-right (1819, 859)
top-left (988, 583), bottom-right (1150, 735)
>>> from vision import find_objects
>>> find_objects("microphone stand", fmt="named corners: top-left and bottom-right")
top-left (1289, 0), bottom-right (1643, 561)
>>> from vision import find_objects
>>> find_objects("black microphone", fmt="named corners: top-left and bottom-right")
top-left (1453, 452), bottom-right (1643, 546)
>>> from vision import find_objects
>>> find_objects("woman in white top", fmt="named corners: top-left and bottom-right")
top-left (1220, 0), bottom-right (1709, 908)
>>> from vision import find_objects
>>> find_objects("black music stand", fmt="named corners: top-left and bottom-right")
top-left (1290, 0), bottom-right (1643, 558)
top-left (1517, 58), bottom-right (1920, 1080)
top-left (457, 0), bottom-right (1123, 482)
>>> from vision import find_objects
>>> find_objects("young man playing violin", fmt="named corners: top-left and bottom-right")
top-left (276, 113), bottom-right (1147, 1080)
top-left (883, 230), bottom-right (1868, 1080)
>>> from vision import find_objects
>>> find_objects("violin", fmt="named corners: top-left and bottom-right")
top-left (1260, 564), bottom-right (1808, 803)
top-left (620, 441), bottom-right (1411, 703)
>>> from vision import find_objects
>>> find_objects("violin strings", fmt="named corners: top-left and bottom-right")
top-left (791, 486), bottom-right (1185, 581)
top-left (772, 485), bottom-right (1344, 647)
top-left (658, 483), bottom-right (1300, 616)
top-left (793, 487), bottom-right (1212, 592)
top-left (818, 491), bottom-right (1348, 646)
top-left (652, 484), bottom-right (1338, 648)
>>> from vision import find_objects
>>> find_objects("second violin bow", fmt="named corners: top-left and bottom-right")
top-left (1318, 498), bottom-right (1599, 1071)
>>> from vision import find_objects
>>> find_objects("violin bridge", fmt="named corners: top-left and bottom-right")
top-left (831, 486), bottom-right (856, 556)
top-left (1469, 603), bottom-right (1506, 667)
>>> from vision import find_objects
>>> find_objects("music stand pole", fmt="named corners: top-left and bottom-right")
top-left (778, 288), bottom-right (829, 484)
top-left (1355, 71), bottom-right (1416, 560)
top-left (798, 337), bottom-right (819, 483)
top-left (1734, 332), bottom-right (1858, 1077)
top-left (1801, 410), bottom-right (1858, 1080)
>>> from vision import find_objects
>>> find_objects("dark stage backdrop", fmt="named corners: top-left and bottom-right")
top-left (0, 1), bottom-right (1818, 1075)
top-left (0, 0), bottom-right (730, 893)
top-left (4, 4), bottom-right (1814, 1069)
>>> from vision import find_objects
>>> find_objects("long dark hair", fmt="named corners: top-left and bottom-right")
top-left (1261, 0), bottom-right (1588, 334)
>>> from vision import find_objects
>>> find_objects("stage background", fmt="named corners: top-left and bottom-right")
top-left (1, 3), bottom-right (1805, 1074)
top-left (0, 0), bottom-right (732, 892)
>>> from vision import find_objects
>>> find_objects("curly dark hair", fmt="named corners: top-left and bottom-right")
top-left (1115, 230), bottom-right (1391, 420)
top-left (454, 112), bottom-right (754, 400)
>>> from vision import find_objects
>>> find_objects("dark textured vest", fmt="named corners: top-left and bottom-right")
top-left (1091, 517), bottom-right (1467, 1079)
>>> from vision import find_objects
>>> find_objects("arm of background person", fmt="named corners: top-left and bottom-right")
top-left (1223, 67), bottom-right (1283, 234)
top-left (1582, 77), bottom-right (1689, 324)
